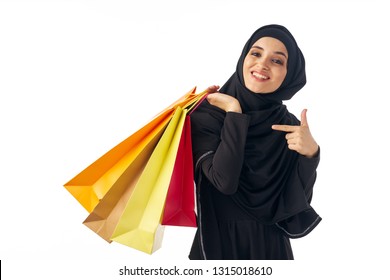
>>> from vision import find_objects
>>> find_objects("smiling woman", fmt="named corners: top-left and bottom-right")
top-left (188, 24), bottom-right (321, 260)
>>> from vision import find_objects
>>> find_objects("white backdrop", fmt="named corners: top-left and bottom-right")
top-left (1, 0), bottom-right (389, 279)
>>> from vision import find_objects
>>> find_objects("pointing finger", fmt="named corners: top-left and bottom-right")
top-left (272, 124), bottom-right (298, 132)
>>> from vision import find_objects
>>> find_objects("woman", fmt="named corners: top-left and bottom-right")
top-left (189, 24), bottom-right (321, 260)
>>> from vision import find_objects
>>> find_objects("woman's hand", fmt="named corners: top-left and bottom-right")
top-left (205, 86), bottom-right (242, 113)
top-left (205, 85), bottom-right (220, 94)
top-left (272, 109), bottom-right (319, 158)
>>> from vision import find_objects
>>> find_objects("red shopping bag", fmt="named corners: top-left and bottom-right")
top-left (160, 89), bottom-right (210, 227)
top-left (161, 115), bottom-right (196, 227)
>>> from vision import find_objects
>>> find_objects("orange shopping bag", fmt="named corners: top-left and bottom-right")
top-left (64, 87), bottom-right (198, 213)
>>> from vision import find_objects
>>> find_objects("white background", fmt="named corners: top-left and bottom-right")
top-left (1, 0), bottom-right (389, 279)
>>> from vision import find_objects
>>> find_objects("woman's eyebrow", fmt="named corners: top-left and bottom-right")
top-left (251, 45), bottom-right (288, 59)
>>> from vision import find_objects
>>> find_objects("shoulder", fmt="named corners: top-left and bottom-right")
top-left (191, 101), bottom-right (226, 127)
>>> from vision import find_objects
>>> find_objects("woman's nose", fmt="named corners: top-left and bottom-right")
top-left (257, 58), bottom-right (269, 70)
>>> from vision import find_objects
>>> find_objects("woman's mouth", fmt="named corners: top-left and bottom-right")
top-left (252, 71), bottom-right (270, 81)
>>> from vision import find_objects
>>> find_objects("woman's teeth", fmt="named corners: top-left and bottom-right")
top-left (252, 72), bottom-right (269, 80)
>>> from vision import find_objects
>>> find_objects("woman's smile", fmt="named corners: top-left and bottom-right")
top-left (251, 70), bottom-right (270, 81)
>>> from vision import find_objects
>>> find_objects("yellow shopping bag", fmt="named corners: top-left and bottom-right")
top-left (64, 87), bottom-right (199, 213)
top-left (110, 106), bottom-right (187, 254)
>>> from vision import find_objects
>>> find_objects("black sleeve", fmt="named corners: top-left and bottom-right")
top-left (196, 112), bottom-right (251, 195)
top-left (297, 147), bottom-right (320, 203)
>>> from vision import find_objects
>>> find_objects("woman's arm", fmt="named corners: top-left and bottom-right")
top-left (297, 147), bottom-right (320, 202)
top-left (193, 91), bottom-right (249, 195)
top-left (197, 112), bottom-right (250, 195)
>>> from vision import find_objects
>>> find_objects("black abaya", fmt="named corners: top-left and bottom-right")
top-left (189, 25), bottom-right (321, 260)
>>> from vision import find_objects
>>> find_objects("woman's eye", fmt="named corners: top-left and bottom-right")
top-left (251, 51), bottom-right (261, 57)
top-left (272, 59), bottom-right (284, 65)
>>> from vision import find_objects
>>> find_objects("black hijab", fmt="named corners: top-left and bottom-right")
top-left (192, 24), bottom-right (320, 231)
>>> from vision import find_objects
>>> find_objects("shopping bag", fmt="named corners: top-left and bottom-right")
top-left (110, 106), bottom-right (187, 254)
top-left (64, 87), bottom-right (198, 213)
top-left (161, 115), bottom-right (196, 227)
top-left (160, 91), bottom-right (209, 227)
top-left (82, 128), bottom-right (163, 242)
top-left (65, 87), bottom-right (210, 254)
top-left (81, 90), bottom-right (209, 241)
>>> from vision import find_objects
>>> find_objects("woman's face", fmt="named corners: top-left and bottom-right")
top-left (243, 37), bottom-right (288, 94)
